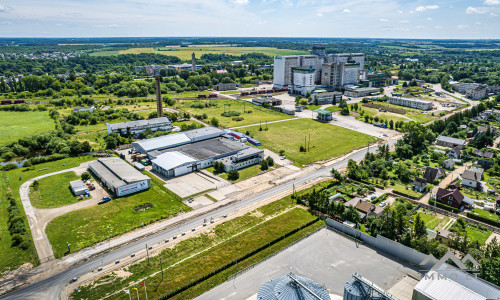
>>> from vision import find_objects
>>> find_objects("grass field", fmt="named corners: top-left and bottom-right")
top-left (238, 119), bottom-right (377, 166)
top-left (393, 184), bottom-right (422, 198)
top-left (0, 111), bottom-right (54, 145)
top-left (71, 204), bottom-right (320, 300)
top-left (413, 211), bottom-right (441, 230)
top-left (46, 173), bottom-right (190, 258)
top-left (207, 164), bottom-right (264, 183)
top-left (174, 99), bottom-right (292, 128)
top-left (472, 208), bottom-right (500, 223)
top-left (465, 226), bottom-right (492, 245)
top-left (112, 46), bottom-right (308, 60)
top-left (358, 105), bottom-right (436, 124)
top-left (28, 171), bottom-right (82, 209)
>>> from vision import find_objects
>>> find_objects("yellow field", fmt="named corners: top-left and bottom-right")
top-left (118, 46), bottom-right (308, 60)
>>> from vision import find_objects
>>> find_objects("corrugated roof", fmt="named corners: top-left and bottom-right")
top-left (108, 117), bottom-right (171, 131)
top-left (437, 135), bottom-right (466, 145)
top-left (184, 127), bottom-right (225, 140)
top-left (414, 270), bottom-right (486, 300)
top-left (134, 133), bottom-right (191, 152)
top-left (70, 180), bottom-right (86, 190)
top-left (151, 151), bottom-right (196, 170)
top-left (89, 158), bottom-right (149, 189)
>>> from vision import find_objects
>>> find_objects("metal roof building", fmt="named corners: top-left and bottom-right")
top-left (106, 117), bottom-right (172, 137)
top-left (257, 273), bottom-right (330, 300)
top-left (69, 180), bottom-right (88, 196)
top-left (88, 157), bottom-right (150, 196)
top-left (413, 264), bottom-right (500, 300)
top-left (132, 126), bottom-right (225, 154)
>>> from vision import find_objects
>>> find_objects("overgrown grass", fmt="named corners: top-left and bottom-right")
top-left (46, 173), bottom-right (190, 258)
top-left (29, 171), bottom-right (82, 208)
top-left (0, 111), bottom-right (54, 145)
top-left (216, 165), bottom-right (263, 182)
top-left (238, 119), bottom-right (377, 165)
top-left (72, 206), bottom-right (319, 300)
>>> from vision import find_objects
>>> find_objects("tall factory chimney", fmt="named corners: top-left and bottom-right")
top-left (191, 52), bottom-right (196, 72)
top-left (155, 75), bottom-right (163, 117)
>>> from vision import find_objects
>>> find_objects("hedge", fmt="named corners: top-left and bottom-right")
top-left (428, 199), bottom-right (459, 213)
top-left (158, 218), bottom-right (320, 300)
top-left (392, 189), bottom-right (421, 200)
top-left (467, 212), bottom-right (500, 228)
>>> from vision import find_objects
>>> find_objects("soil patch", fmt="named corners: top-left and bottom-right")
top-left (134, 203), bottom-right (153, 212)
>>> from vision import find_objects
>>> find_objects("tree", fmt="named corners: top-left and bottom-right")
top-left (32, 180), bottom-right (39, 191)
top-left (227, 169), bottom-right (239, 181)
top-left (260, 159), bottom-right (269, 171)
top-left (402, 81), bottom-right (408, 88)
top-left (81, 172), bottom-right (91, 181)
top-left (331, 168), bottom-right (343, 181)
top-left (343, 205), bottom-right (361, 224)
top-left (210, 117), bottom-right (220, 127)
top-left (278, 150), bottom-right (285, 156)
top-left (266, 156), bottom-right (274, 167)
top-left (414, 214), bottom-right (426, 239)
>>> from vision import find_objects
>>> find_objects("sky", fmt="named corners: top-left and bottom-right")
top-left (0, 0), bottom-right (499, 39)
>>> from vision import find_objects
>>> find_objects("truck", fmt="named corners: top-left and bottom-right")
top-left (98, 196), bottom-right (111, 205)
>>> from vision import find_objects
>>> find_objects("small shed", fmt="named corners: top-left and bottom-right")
top-left (313, 109), bottom-right (333, 122)
top-left (133, 162), bottom-right (146, 171)
top-left (70, 180), bottom-right (88, 196)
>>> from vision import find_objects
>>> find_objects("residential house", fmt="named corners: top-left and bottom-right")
top-left (448, 181), bottom-right (461, 190)
top-left (461, 166), bottom-right (484, 189)
top-left (447, 147), bottom-right (462, 159)
top-left (473, 150), bottom-right (494, 159)
top-left (436, 229), bottom-right (453, 244)
top-left (344, 198), bottom-right (384, 220)
top-left (436, 136), bottom-right (467, 149)
top-left (443, 159), bottom-right (455, 170)
top-left (412, 177), bottom-right (427, 192)
top-left (423, 166), bottom-right (445, 183)
top-left (477, 125), bottom-right (497, 135)
top-left (436, 188), bottom-right (464, 209)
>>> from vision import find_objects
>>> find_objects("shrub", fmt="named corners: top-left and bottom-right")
top-left (81, 172), bottom-right (91, 181)
top-left (232, 117), bottom-right (244, 121)
top-left (221, 111), bottom-right (240, 117)
top-left (11, 234), bottom-right (23, 247)
top-left (227, 170), bottom-right (239, 181)
top-left (2, 163), bottom-right (18, 171)
top-left (19, 241), bottom-right (30, 250)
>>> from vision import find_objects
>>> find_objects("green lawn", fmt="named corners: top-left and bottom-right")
top-left (220, 90), bottom-right (241, 95)
top-left (29, 171), bottom-right (83, 208)
top-left (74, 117), bottom-right (131, 133)
top-left (357, 106), bottom-right (436, 124)
top-left (0, 111), bottom-right (54, 145)
top-left (174, 99), bottom-right (292, 128)
top-left (472, 208), bottom-right (500, 223)
top-left (71, 206), bottom-right (320, 300)
top-left (413, 211), bottom-right (441, 230)
top-left (212, 164), bottom-right (264, 183)
top-left (238, 119), bottom-right (377, 166)
top-left (46, 173), bottom-right (190, 258)
top-left (465, 226), bottom-right (492, 245)
top-left (393, 184), bottom-right (422, 198)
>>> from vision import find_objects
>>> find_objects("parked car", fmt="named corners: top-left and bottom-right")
top-left (379, 202), bottom-right (387, 207)
top-left (98, 196), bottom-right (111, 205)
top-left (70, 277), bottom-right (78, 283)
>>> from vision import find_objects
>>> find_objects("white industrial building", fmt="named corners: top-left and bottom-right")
top-left (388, 96), bottom-right (433, 110)
top-left (69, 180), bottom-right (88, 196)
top-left (273, 46), bottom-right (365, 91)
top-left (289, 67), bottom-right (316, 96)
top-left (132, 127), bottom-right (264, 179)
top-left (107, 117), bottom-right (172, 137)
top-left (412, 263), bottom-right (500, 300)
top-left (88, 157), bottom-right (151, 196)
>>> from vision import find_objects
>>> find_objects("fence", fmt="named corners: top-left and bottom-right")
top-left (326, 218), bottom-right (438, 270)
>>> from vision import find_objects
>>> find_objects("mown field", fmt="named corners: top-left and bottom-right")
top-left (29, 171), bottom-right (82, 208)
top-left (175, 99), bottom-right (293, 128)
top-left (0, 111), bottom-right (54, 145)
top-left (238, 119), bottom-right (377, 166)
top-left (103, 46), bottom-right (308, 60)
top-left (46, 173), bottom-right (190, 258)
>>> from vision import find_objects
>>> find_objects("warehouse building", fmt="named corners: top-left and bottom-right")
top-left (69, 180), bottom-right (88, 196)
top-left (107, 117), bottom-right (172, 137)
top-left (132, 127), bottom-right (264, 178)
top-left (388, 96), bottom-right (433, 110)
top-left (88, 157), bottom-right (151, 196)
top-left (436, 136), bottom-right (467, 149)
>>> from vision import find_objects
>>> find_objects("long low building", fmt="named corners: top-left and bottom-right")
top-left (88, 157), bottom-right (151, 196)
top-left (107, 117), bottom-right (172, 137)
top-left (388, 96), bottom-right (433, 110)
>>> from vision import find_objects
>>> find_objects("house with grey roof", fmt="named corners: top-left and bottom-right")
top-left (436, 135), bottom-right (467, 149)
top-left (461, 166), bottom-right (484, 189)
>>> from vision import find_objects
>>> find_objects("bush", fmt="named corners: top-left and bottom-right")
top-left (428, 199), bottom-right (459, 213)
top-left (221, 111), bottom-right (240, 117)
top-left (227, 170), bottom-right (239, 181)
top-left (467, 212), bottom-right (500, 227)
top-left (81, 172), bottom-right (91, 181)
top-left (19, 241), bottom-right (30, 250)
top-left (232, 117), bottom-right (244, 121)
top-left (299, 145), bottom-right (306, 152)
top-left (11, 234), bottom-right (23, 247)
top-left (2, 163), bottom-right (18, 171)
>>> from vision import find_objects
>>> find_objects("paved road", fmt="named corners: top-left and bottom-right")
top-left (1, 138), bottom-right (397, 300)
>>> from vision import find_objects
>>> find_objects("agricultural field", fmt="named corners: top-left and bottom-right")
top-left (238, 119), bottom-right (378, 166)
top-left (28, 171), bottom-right (82, 208)
top-left (174, 99), bottom-right (292, 128)
top-left (46, 174), bottom-right (190, 258)
top-left (71, 204), bottom-right (321, 300)
top-left (0, 111), bottom-right (54, 145)
top-left (113, 46), bottom-right (308, 60)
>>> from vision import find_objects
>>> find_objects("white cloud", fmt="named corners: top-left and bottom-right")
top-left (262, 8), bottom-right (275, 13)
top-left (484, 0), bottom-right (500, 5)
top-left (434, 25), bottom-right (442, 29)
top-left (93, 24), bottom-right (119, 28)
top-left (0, 21), bottom-right (12, 24)
top-left (397, 10), bottom-right (403, 14)
top-left (317, 13), bottom-right (323, 16)
top-left (343, 9), bottom-right (351, 13)
top-left (398, 20), bottom-right (409, 23)
top-left (415, 5), bottom-right (439, 12)
top-left (416, 25), bottom-right (425, 29)
top-left (457, 24), bottom-right (468, 29)
top-left (380, 18), bottom-right (389, 22)
top-left (427, 17), bottom-right (432, 20)
top-left (476, 22), bottom-right (481, 25)
top-left (466, 6), bottom-right (492, 14)
top-left (232, 0), bottom-right (249, 4)
top-left (0, 4), bottom-right (11, 12)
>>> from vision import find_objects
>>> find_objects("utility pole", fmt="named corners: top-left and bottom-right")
top-left (146, 244), bottom-right (149, 264)
top-left (160, 258), bottom-right (164, 279)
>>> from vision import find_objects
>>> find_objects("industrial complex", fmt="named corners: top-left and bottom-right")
top-left (106, 117), bottom-right (172, 137)
top-left (131, 127), bottom-right (264, 178)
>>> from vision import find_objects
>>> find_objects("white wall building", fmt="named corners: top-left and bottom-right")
top-left (290, 68), bottom-right (316, 96)
top-left (388, 96), bottom-right (433, 110)
top-left (107, 117), bottom-right (172, 137)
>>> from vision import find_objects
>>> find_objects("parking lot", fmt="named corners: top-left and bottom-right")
top-left (197, 227), bottom-right (420, 300)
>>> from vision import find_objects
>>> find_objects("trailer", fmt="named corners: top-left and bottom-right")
top-left (247, 137), bottom-right (261, 146)
top-left (231, 132), bottom-right (245, 140)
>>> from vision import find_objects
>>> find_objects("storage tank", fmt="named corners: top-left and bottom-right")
top-left (344, 278), bottom-right (369, 300)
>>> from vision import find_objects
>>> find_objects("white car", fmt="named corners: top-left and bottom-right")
top-left (379, 202), bottom-right (387, 207)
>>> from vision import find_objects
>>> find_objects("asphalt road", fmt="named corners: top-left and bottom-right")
top-left (1, 141), bottom-right (394, 300)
